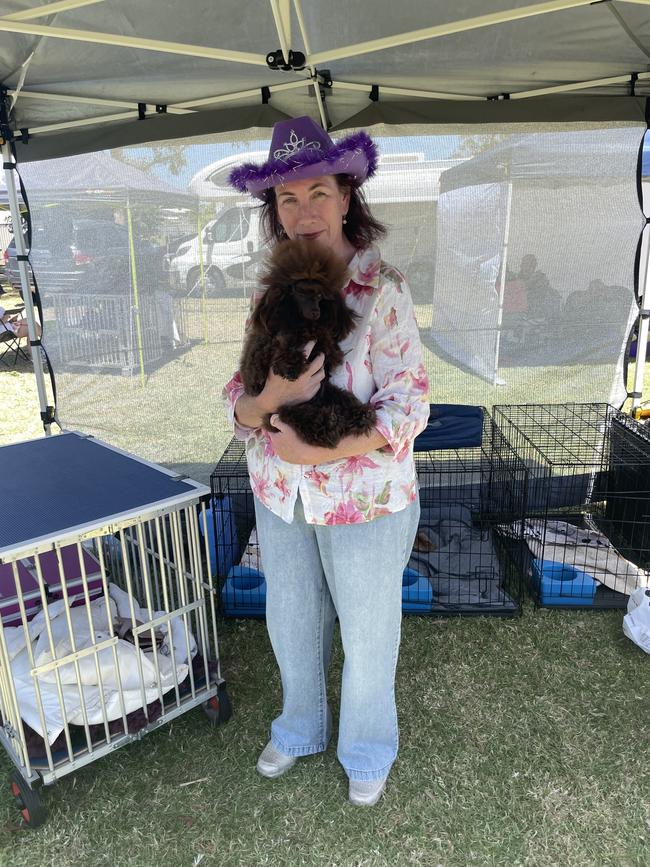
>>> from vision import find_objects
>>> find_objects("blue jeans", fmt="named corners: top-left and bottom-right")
top-left (253, 494), bottom-right (420, 781)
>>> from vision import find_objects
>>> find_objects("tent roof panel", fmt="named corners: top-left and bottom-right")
top-left (0, 1), bottom-right (649, 159)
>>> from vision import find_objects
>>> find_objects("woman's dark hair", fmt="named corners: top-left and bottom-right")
top-left (259, 174), bottom-right (386, 249)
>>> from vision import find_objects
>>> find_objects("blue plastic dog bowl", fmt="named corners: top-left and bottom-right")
top-left (402, 567), bottom-right (434, 613)
top-left (222, 566), bottom-right (267, 618)
top-left (531, 558), bottom-right (598, 607)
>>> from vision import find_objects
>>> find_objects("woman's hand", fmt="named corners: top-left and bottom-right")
top-left (267, 415), bottom-right (328, 465)
top-left (259, 339), bottom-right (325, 412)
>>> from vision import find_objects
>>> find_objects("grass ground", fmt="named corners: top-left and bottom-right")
top-left (0, 284), bottom-right (649, 865)
top-left (0, 612), bottom-right (647, 867)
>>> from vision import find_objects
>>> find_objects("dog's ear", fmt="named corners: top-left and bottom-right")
top-left (250, 289), bottom-right (276, 335)
top-left (327, 295), bottom-right (358, 341)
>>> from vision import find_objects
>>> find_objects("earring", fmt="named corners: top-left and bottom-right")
top-left (342, 216), bottom-right (347, 225)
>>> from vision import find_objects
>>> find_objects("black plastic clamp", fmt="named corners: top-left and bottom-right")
top-left (265, 49), bottom-right (306, 71)
top-left (138, 103), bottom-right (146, 120)
top-left (16, 254), bottom-right (28, 261)
top-left (628, 390), bottom-right (643, 398)
top-left (155, 104), bottom-right (167, 114)
top-left (370, 85), bottom-right (379, 103)
top-left (317, 69), bottom-right (332, 89)
top-left (41, 406), bottom-right (56, 425)
top-left (640, 309), bottom-right (650, 318)
top-left (3, 161), bottom-right (14, 169)
top-left (261, 85), bottom-right (271, 105)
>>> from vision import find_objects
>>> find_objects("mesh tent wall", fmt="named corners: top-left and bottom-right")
top-left (431, 125), bottom-right (644, 401)
top-left (1, 1), bottom-right (649, 478)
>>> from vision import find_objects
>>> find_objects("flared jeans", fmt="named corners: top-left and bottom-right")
top-left (253, 494), bottom-right (420, 781)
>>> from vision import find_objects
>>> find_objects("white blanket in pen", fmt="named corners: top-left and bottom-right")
top-left (514, 519), bottom-right (650, 596)
top-left (3, 583), bottom-right (196, 745)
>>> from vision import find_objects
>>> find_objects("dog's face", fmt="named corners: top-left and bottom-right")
top-left (254, 238), bottom-right (357, 339)
top-left (291, 278), bottom-right (326, 321)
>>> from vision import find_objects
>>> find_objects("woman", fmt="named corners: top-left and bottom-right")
top-left (223, 117), bottom-right (429, 806)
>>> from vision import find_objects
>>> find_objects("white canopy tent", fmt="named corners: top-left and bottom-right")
top-left (0, 0), bottom-right (649, 456)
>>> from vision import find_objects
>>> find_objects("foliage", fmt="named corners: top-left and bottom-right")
top-left (453, 134), bottom-right (509, 158)
top-left (111, 144), bottom-right (187, 177)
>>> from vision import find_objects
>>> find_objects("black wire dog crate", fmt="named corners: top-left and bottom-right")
top-left (209, 409), bottom-right (527, 618)
top-left (491, 403), bottom-right (650, 609)
top-left (209, 438), bottom-right (264, 618)
top-left (409, 407), bottom-right (526, 616)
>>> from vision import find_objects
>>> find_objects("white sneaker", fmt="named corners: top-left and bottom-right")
top-left (256, 742), bottom-right (297, 779)
top-left (348, 776), bottom-right (388, 806)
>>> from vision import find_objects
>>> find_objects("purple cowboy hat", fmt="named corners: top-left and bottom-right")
top-left (228, 116), bottom-right (378, 199)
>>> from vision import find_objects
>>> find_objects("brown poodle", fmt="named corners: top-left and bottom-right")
top-left (239, 239), bottom-right (376, 448)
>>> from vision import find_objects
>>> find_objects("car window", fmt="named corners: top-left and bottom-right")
top-left (209, 210), bottom-right (250, 243)
top-left (74, 224), bottom-right (126, 250)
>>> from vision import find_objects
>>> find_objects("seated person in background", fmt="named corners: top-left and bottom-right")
top-left (514, 254), bottom-right (561, 321)
top-left (564, 279), bottom-right (633, 322)
top-left (0, 305), bottom-right (41, 341)
top-left (501, 254), bottom-right (559, 347)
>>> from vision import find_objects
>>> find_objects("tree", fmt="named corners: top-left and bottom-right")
top-left (453, 135), bottom-right (508, 158)
top-left (111, 144), bottom-right (187, 177)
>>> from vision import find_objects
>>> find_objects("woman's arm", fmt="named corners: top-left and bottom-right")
top-left (268, 416), bottom-right (388, 464)
top-left (367, 266), bottom-right (430, 458)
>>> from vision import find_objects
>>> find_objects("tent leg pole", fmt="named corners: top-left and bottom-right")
top-left (492, 180), bottom-right (513, 386)
top-left (631, 224), bottom-right (650, 412)
top-left (198, 212), bottom-right (207, 346)
top-left (126, 199), bottom-right (146, 388)
top-left (1, 140), bottom-right (51, 435)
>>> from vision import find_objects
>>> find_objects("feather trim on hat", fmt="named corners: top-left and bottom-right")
top-left (228, 131), bottom-right (378, 193)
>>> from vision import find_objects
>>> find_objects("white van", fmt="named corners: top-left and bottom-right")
top-left (167, 202), bottom-right (263, 295)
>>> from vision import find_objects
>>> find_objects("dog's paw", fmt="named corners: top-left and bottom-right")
top-left (272, 348), bottom-right (309, 381)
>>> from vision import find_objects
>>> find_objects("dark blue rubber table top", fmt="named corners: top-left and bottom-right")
top-left (1, 432), bottom-right (205, 551)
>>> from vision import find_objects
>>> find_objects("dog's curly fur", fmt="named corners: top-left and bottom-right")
top-left (239, 239), bottom-right (377, 448)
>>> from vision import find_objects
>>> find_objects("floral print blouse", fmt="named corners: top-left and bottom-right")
top-left (222, 244), bottom-right (430, 525)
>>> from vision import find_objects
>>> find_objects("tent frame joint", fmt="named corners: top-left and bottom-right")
top-left (309, 69), bottom-right (332, 128)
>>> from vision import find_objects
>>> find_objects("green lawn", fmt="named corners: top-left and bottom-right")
top-left (0, 610), bottom-right (647, 867)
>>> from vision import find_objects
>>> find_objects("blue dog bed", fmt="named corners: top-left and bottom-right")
top-left (531, 558), bottom-right (598, 607)
top-left (413, 404), bottom-right (484, 452)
